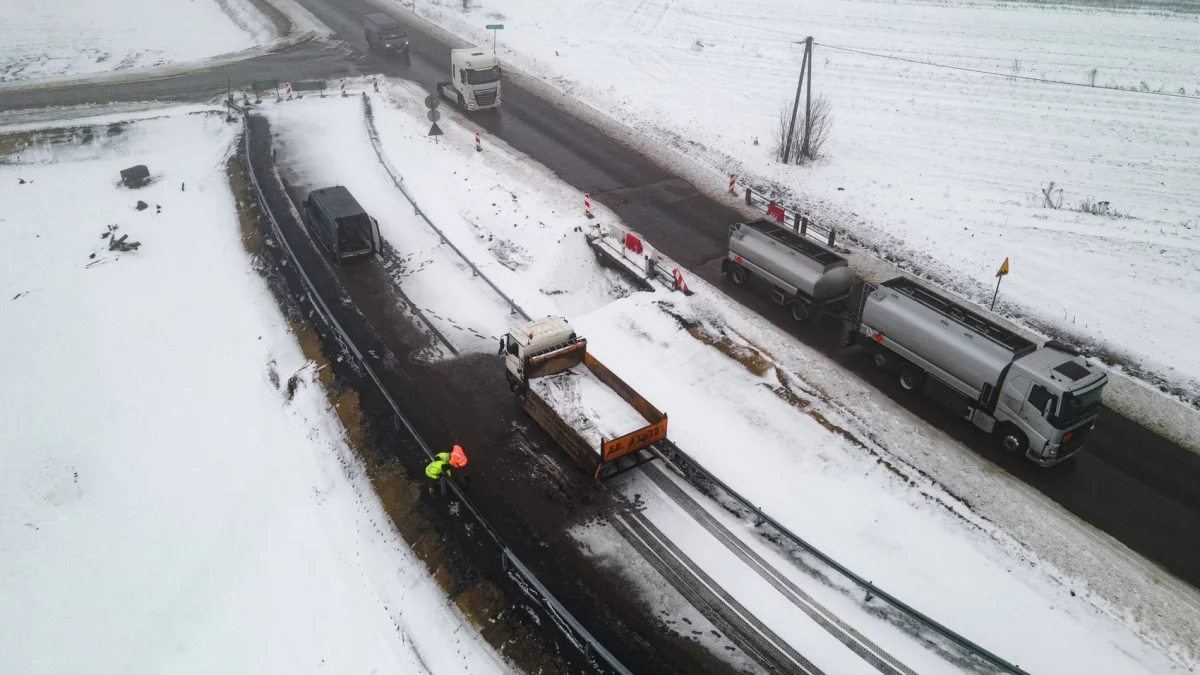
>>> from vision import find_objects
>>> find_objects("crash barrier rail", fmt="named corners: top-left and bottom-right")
top-left (360, 94), bottom-right (532, 322)
top-left (742, 184), bottom-right (838, 248)
top-left (650, 438), bottom-right (1030, 675)
top-left (231, 101), bottom-right (631, 675)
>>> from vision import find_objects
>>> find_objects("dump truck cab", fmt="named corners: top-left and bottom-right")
top-left (303, 186), bottom-right (382, 262)
top-left (1000, 345), bottom-right (1107, 465)
top-left (501, 316), bottom-right (579, 388)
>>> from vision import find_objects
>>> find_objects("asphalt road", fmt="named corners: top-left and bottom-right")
top-left (1, 0), bottom-right (1195, 606)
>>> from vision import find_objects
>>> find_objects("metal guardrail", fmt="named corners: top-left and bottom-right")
top-left (742, 184), bottom-right (838, 248)
top-left (360, 94), bottom-right (531, 322)
top-left (230, 101), bottom-right (629, 675)
top-left (652, 438), bottom-right (1031, 675)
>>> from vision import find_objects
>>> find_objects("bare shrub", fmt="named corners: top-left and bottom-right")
top-left (773, 94), bottom-right (834, 164)
top-left (1041, 181), bottom-right (1064, 209)
top-left (1139, 81), bottom-right (1150, 92)
top-left (1077, 197), bottom-right (1110, 216)
top-left (1087, 68), bottom-right (1098, 86)
top-left (1010, 59), bottom-right (1022, 80)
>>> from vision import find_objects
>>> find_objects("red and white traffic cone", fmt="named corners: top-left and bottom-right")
top-left (475, 131), bottom-right (481, 152)
top-left (729, 174), bottom-right (736, 194)
top-left (340, 78), bottom-right (347, 97)
top-left (372, 76), bottom-right (379, 93)
top-left (285, 82), bottom-right (293, 100)
top-left (584, 193), bottom-right (594, 219)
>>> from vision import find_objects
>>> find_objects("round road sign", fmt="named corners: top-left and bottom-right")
top-left (427, 109), bottom-right (441, 123)
top-left (425, 94), bottom-right (440, 110)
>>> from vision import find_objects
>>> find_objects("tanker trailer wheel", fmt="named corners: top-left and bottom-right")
top-left (789, 300), bottom-right (813, 324)
top-left (897, 365), bottom-right (923, 394)
top-left (731, 265), bottom-right (749, 285)
top-left (872, 350), bottom-right (891, 369)
top-left (999, 426), bottom-right (1029, 455)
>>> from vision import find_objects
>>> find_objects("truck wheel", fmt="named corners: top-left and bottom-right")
top-left (999, 426), bottom-right (1029, 455)
top-left (872, 350), bottom-right (890, 369)
top-left (789, 301), bottom-right (813, 324)
top-left (897, 365), bottom-right (923, 393)
top-left (731, 265), bottom-right (749, 285)
top-left (457, 92), bottom-right (465, 108)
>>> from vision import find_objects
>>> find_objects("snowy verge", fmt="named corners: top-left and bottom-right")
top-left (0, 109), bottom-right (509, 674)
top-left (383, 0), bottom-right (1200, 453)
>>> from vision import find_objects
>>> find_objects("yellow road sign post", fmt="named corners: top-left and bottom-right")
top-left (991, 257), bottom-right (1009, 311)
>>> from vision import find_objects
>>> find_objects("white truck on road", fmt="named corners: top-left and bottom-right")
top-left (850, 277), bottom-right (1107, 465)
top-left (437, 48), bottom-right (501, 111)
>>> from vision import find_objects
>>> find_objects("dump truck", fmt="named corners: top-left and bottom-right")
top-left (303, 186), bottom-right (382, 262)
top-left (721, 218), bottom-right (855, 323)
top-left (850, 277), bottom-right (1107, 465)
top-left (501, 316), bottom-right (667, 479)
top-left (437, 48), bottom-right (501, 111)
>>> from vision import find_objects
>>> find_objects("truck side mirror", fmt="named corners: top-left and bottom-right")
top-left (1043, 399), bottom-right (1055, 418)
top-left (459, 69), bottom-right (466, 83)
top-left (498, 338), bottom-right (505, 355)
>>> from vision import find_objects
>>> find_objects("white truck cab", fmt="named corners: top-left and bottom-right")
top-left (437, 48), bottom-right (502, 110)
top-left (501, 316), bottom-right (576, 387)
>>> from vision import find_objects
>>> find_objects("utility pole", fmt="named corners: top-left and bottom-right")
top-left (782, 41), bottom-right (809, 164)
top-left (782, 38), bottom-right (811, 164)
top-left (801, 36), bottom-right (814, 160)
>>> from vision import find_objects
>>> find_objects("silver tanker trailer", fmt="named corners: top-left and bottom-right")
top-left (720, 219), bottom-right (855, 323)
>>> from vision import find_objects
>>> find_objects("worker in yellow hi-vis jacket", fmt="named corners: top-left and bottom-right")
top-left (425, 446), bottom-right (468, 494)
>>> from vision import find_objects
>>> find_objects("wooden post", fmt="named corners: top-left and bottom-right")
top-left (744, 186), bottom-right (752, 206)
top-left (783, 43), bottom-right (810, 164)
top-left (827, 228), bottom-right (836, 247)
top-left (793, 212), bottom-right (802, 232)
top-left (800, 215), bottom-right (808, 237)
top-left (801, 37), bottom-right (814, 160)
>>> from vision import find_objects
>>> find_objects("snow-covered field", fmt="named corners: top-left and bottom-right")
top-left (0, 110), bottom-right (509, 674)
top-left (263, 82), bottom-right (1199, 673)
top-left (406, 0), bottom-right (1200, 405)
top-left (0, 0), bottom-right (276, 83)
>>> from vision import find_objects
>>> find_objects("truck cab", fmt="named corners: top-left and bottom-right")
top-left (998, 345), bottom-right (1107, 465)
top-left (501, 316), bottom-right (578, 389)
top-left (437, 48), bottom-right (502, 111)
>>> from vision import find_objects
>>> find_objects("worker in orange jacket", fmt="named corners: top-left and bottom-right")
top-left (425, 445), bottom-right (468, 493)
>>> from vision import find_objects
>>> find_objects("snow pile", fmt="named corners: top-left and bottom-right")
top-left (0, 0), bottom-right (274, 83)
top-left (529, 364), bottom-right (649, 450)
top-left (0, 110), bottom-right (508, 674)
top-left (406, 0), bottom-right (1200, 404)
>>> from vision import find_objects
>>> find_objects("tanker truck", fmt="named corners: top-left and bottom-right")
top-left (721, 219), bottom-right (855, 323)
top-left (850, 277), bottom-right (1107, 466)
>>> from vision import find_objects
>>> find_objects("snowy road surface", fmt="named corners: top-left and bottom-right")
top-left (411, 0), bottom-right (1200, 405)
top-left (259, 84), bottom-right (1198, 673)
top-left (0, 110), bottom-right (509, 674)
top-left (0, 0), bottom-right (278, 83)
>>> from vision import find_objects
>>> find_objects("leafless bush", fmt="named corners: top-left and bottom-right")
top-left (1139, 81), bottom-right (1150, 92)
top-left (1041, 181), bottom-right (1063, 209)
top-left (1011, 59), bottom-right (1022, 80)
top-left (461, 0), bottom-right (471, 9)
top-left (1087, 68), bottom-right (1098, 86)
top-left (772, 94), bottom-right (834, 164)
top-left (1077, 197), bottom-right (1110, 216)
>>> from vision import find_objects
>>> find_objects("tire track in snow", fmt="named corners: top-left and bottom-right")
top-left (640, 462), bottom-right (917, 675)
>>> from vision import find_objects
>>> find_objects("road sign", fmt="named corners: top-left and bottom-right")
top-left (424, 94), bottom-right (440, 110)
top-left (995, 257), bottom-right (1010, 277)
top-left (428, 122), bottom-right (443, 137)
top-left (486, 24), bottom-right (504, 29)
top-left (427, 109), bottom-right (441, 123)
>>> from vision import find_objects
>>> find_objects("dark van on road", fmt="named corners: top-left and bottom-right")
top-left (303, 186), bottom-right (381, 262)
top-left (364, 13), bottom-right (409, 57)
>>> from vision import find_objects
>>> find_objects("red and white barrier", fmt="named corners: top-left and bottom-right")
top-left (584, 193), bottom-right (593, 219)
top-left (672, 268), bottom-right (689, 293)
top-left (475, 132), bottom-right (481, 152)
top-left (340, 78), bottom-right (347, 97)
top-left (285, 82), bottom-right (293, 100)
top-left (729, 174), bottom-right (736, 194)
top-left (372, 76), bottom-right (379, 93)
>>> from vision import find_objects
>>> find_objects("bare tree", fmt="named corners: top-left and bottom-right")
top-left (1087, 68), bottom-right (1099, 86)
top-left (1041, 181), bottom-right (1064, 209)
top-left (772, 102), bottom-right (799, 163)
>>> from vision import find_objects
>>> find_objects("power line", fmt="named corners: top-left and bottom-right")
top-left (814, 42), bottom-right (1200, 101)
